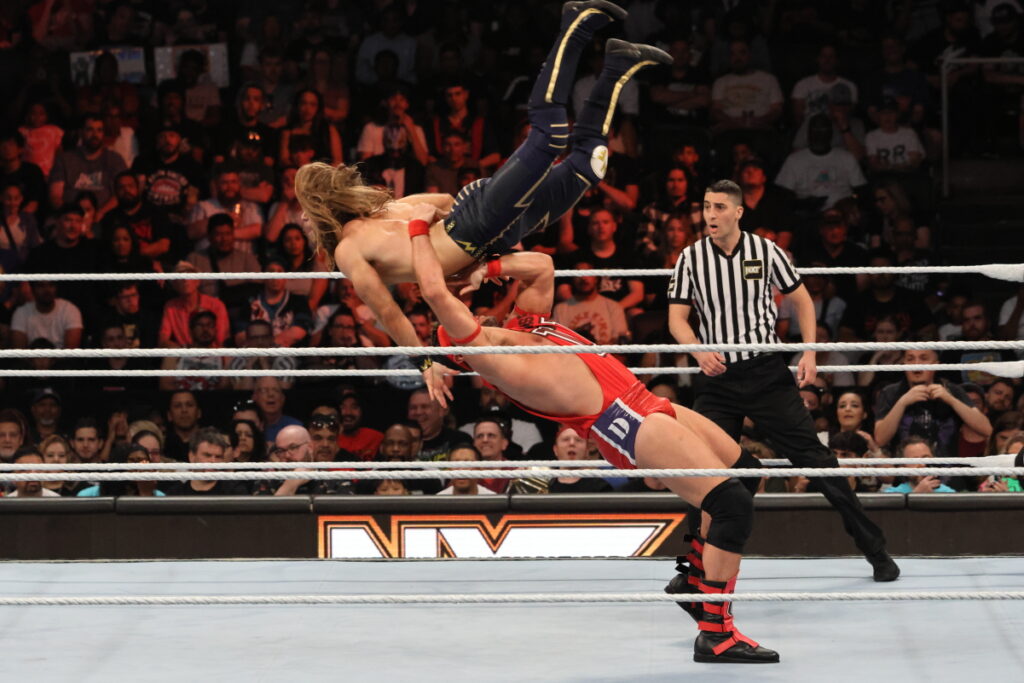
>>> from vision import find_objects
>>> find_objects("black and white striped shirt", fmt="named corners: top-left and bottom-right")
top-left (668, 232), bottom-right (801, 363)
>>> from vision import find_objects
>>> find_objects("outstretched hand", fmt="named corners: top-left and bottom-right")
top-left (423, 362), bottom-right (458, 408)
top-left (458, 263), bottom-right (506, 295)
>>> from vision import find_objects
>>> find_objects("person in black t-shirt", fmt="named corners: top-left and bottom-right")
top-left (839, 251), bottom-right (937, 342)
top-left (556, 208), bottom-right (645, 315)
top-left (736, 158), bottom-right (794, 249)
top-left (407, 388), bottom-right (471, 462)
top-left (165, 428), bottom-right (249, 496)
top-left (100, 171), bottom-right (174, 262)
top-left (22, 203), bottom-right (100, 320)
top-left (214, 83), bottom-right (280, 165)
top-left (795, 208), bottom-right (868, 303)
top-left (0, 131), bottom-right (46, 217)
top-left (648, 36), bottom-right (711, 126)
top-left (131, 123), bottom-right (206, 220)
top-left (547, 425), bottom-right (612, 493)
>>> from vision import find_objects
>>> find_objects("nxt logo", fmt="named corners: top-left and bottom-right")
top-left (742, 259), bottom-right (764, 280)
top-left (318, 513), bottom-right (685, 559)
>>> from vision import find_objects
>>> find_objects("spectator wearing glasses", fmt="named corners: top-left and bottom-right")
top-left (229, 320), bottom-right (298, 392)
top-left (78, 443), bottom-right (166, 497)
top-left (131, 429), bottom-right (167, 465)
top-left (264, 424), bottom-right (352, 495)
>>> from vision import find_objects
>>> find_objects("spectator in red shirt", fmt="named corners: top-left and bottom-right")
top-left (337, 391), bottom-right (383, 461)
top-left (158, 261), bottom-right (230, 348)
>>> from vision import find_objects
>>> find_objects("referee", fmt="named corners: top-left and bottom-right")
top-left (666, 179), bottom-right (899, 582)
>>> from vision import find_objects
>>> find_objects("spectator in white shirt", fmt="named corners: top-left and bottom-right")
top-left (710, 39), bottom-right (783, 133)
top-left (7, 450), bottom-right (60, 497)
top-left (865, 100), bottom-right (925, 173)
top-left (436, 445), bottom-right (497, 495)
top-left (775, 114), bottom-right (867, 210)
top-left (11, 280), bottom-right (83, 349)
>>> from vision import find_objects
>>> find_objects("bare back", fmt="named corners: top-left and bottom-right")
top-left (464, 327), bottom-right (606, 418)
top-left (334, 201), bottom-right (476, 284)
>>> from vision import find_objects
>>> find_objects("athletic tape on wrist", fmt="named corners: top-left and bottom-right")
top-left (408, 219), bottom-right (430, 238)
top-left (486, 259), bottom-right (502, 279)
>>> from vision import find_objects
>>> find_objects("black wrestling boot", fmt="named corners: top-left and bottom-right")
top-left (664, 534), bottom-right (704, 623)
top-left (603, 38), bottom-right (673, 70)
top-left (694, 578), bottom-right (780, 664)
top-left (867, 549), bottom-right (901, 582)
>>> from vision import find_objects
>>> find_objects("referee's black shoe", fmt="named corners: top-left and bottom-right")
top-left (867, 550), bottom-right (901, 582)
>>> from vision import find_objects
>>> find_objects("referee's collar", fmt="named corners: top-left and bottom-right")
top-left (708, 233), bottom-right (745, 259)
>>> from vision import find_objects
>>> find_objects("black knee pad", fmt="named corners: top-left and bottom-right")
top-left (701, 478), bottom-right (754, 555)
top-left (732, 447), bottom-right (762, 497)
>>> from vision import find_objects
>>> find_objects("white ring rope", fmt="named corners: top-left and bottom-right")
top-left (2, 263), bottom-right (1021, 282)
top-left (4, 467), bottom-right (1022, 482)
top-left (0, 361), bottom-right (1020, 379)
top-left (1, 590), bottom-right (1021, 607)
top-left (2, 341), bottom-right (1022, 359)
top-left (0, 455), bottom-right (1015, 472)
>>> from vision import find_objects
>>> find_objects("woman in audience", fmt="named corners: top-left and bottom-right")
top-left (274, 223), bottom-right (328, 311)
top-left (231, 419), bottom-right (267, 463)
top-left (279, 89), bottom-right (343, 166)
top-left (39, 434), bottom-right (80, 496)
top-left (78, 443), bottom-right (165, 497)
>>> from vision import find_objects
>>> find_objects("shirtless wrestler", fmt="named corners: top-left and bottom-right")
top-left (295, 1), bottom-right (670, 390)
top-left (407, 212), bottom-right (780, 664)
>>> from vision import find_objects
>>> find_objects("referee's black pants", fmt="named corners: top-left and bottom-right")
top-left (693, 353), bottom-right (886, 556)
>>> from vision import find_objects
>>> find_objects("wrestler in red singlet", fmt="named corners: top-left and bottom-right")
top-left (438, 311), bottom-right (673, 470)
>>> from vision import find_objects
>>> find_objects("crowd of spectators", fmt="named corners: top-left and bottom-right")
top-left (0, 0), bottom-right (1021, 497)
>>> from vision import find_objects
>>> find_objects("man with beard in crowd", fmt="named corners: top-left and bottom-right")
top-left (101, 171), bottom-right (172, 261)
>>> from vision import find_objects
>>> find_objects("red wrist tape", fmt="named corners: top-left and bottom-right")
top-left (485, 259), bottom-right (502, 279)
top-left (408, 219), bottom-right (430, 238)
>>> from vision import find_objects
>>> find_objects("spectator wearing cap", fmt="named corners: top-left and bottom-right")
top-left (214, 82), bottom-right (279, 165)
top-left (865, 99), bottom-right (925, 174)
top-left (229, 319), bottom-right (299, 392)
top-left (775, 114), bottom-right (868, 211)
top-left (337, 392), bottom-right (384, 462)
top-left (0, 130), bottom-right (45, 216)
top-left (159, 310), bottom-right (230, 392)
top-left (48, 113), bottom-right (126, 216)
top-left (100, 171), bottom-right (173, 263)
top-left (186, 213), bottom-right (262, 316)
top-left (736, 158), bottom-right (795, 248)
top-left (186, 164), bottom-right (263, 254)
top-left (0, 408), bottom-right (27, 463)
top-left (165, 428), bottom-right (249, 496)
top-left (158, 261), bottom-right (230, 348)
top-left (791, 44), bottom-right (866, 160)
top-left (232, 134), bottom-right (276, 205)
top-left (28, 387), bottom-right (62, 443)
top-left (7, 449), bottom-right (59, 497)
top-left (437, 445), bottom-right (498, 496)
top-left (796, 209), bottom-right (869, 303)
top-left (10, 280), bottom-right (82, 349)
top-left (234, 259), bottom-right (311, 347)
top-left (131, 122), bottom-right (206, 222)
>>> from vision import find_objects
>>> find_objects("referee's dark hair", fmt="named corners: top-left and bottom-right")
top-left (705, 179), bottom-right (742, 203)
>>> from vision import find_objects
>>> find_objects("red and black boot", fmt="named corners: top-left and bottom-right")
top-left (694, 578), bottom-right (779, 663)
top-left (664, 534), bottom-right (705, 623)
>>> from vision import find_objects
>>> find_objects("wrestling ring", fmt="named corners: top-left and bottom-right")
top-left (0, 263), bottom-right (1022, 680)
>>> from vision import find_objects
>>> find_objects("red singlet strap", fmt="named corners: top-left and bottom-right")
top-left (408, 219), bottom-right (430, 238)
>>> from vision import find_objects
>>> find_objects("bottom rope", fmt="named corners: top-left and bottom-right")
top-left (3, 590), bottom-right (1023, 606)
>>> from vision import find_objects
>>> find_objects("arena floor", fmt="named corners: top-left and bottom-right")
top-left (0, 557), bottom-right (1021, 682)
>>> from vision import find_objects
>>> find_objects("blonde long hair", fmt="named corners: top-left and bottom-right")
top-left (294, 162), bottom-right (393, 267)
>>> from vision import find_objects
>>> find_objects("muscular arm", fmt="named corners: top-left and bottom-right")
top-left (785, 283), bottom-right (817, 386)
top-left (335, 247), bottom-right (421, 348)
top-left (494, 251), bottom-right (555, 315)
top-left (874, 396), bottom-right (908, 447)
top-left (410, 224), bottom-right (480, 342)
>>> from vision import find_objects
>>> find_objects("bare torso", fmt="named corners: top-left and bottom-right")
top-left (335, 201), bottom-right (476, 284)
top-left (466, 327), bottom-right (606, 418)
